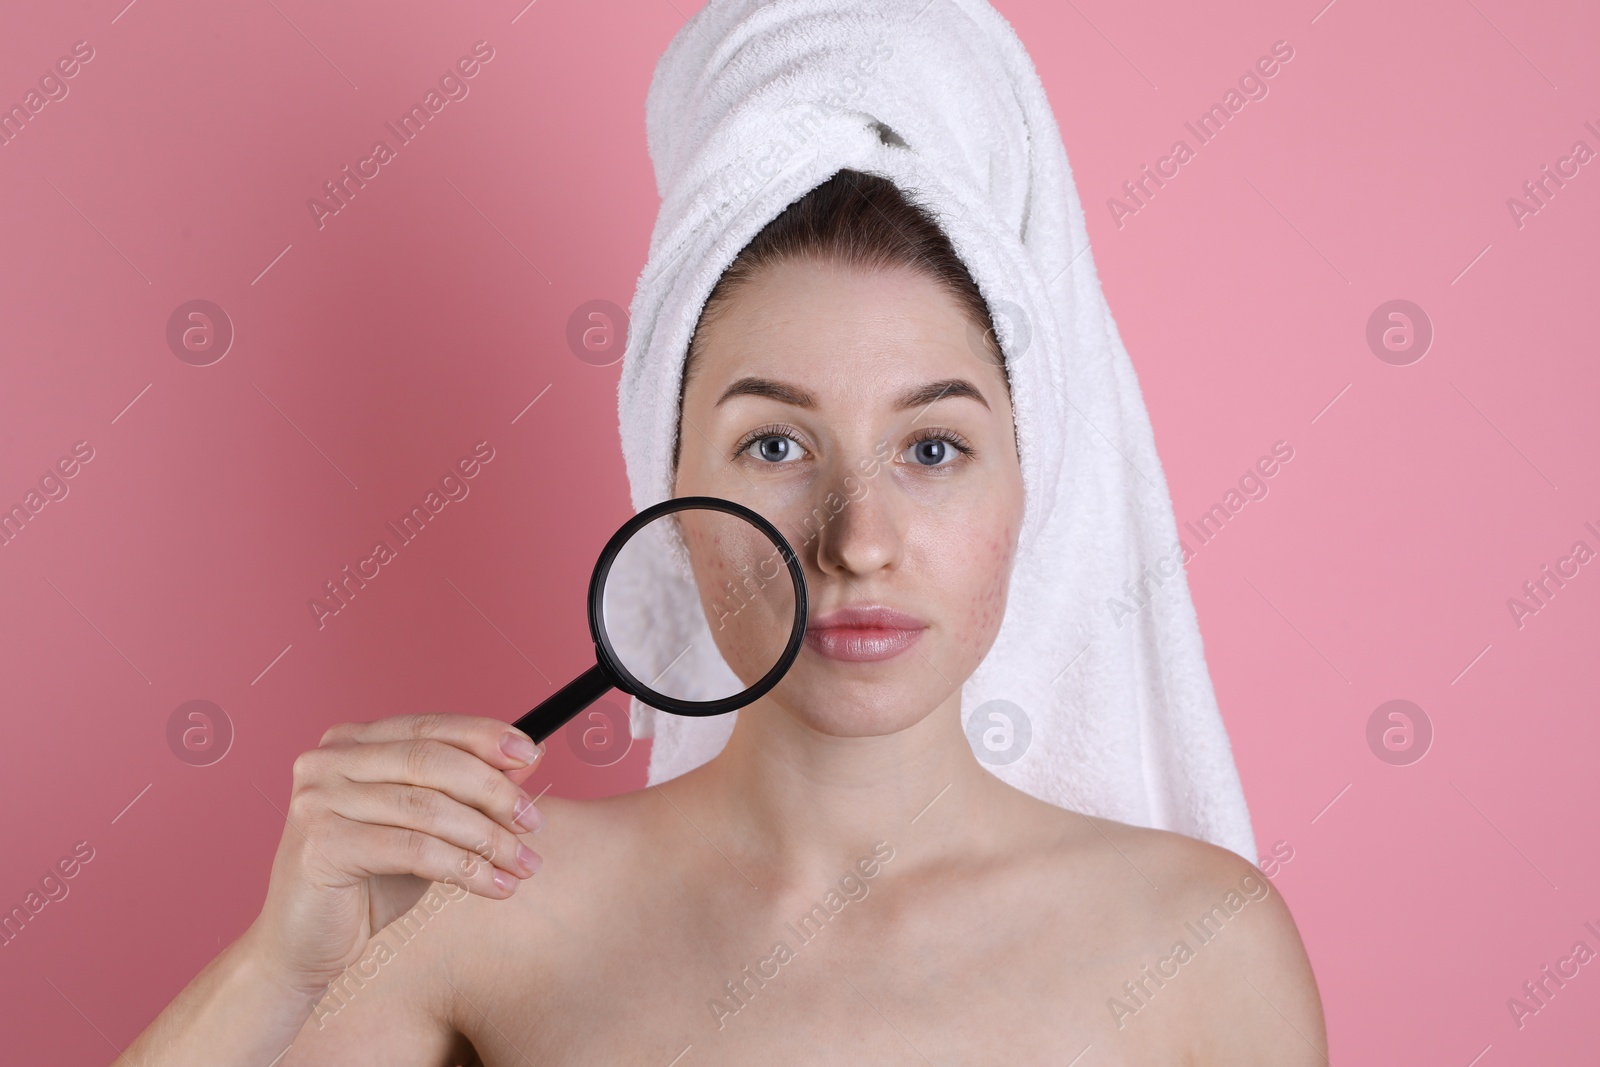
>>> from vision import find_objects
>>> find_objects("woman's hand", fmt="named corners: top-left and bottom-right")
top-left (245, 713), bottom-right (547, 995)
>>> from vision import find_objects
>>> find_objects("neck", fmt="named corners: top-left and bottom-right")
top-left (666, 687), bottom-right (1009, 891)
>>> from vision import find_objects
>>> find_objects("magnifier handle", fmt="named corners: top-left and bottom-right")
top-left (512, 662), bottom-right (614, 744)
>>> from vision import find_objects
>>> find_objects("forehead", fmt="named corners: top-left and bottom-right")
top-left (686, 258), bottom-right (1004, 407)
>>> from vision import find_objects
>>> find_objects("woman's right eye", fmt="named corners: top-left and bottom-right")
top-left (744, 433), bottom-right (807, 464)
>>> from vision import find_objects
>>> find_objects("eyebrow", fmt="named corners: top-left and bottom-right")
top-left (714, 376), bottom-right (991, 413)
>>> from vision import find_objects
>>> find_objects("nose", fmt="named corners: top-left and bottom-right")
top-left (810, 458), bottom-right (904, 580)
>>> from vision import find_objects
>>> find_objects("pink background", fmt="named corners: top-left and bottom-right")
top-left (2, 0), bottom-right (1596, 1061)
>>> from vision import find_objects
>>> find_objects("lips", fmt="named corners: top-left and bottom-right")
top-left (804, 604), bottom-right (927, 663)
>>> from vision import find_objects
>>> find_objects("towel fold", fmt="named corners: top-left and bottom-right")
top-left (609, 0), bottom-right (1257, 862)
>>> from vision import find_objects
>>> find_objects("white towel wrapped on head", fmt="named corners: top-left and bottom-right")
top-left (607, 0), bottom-right (1258, 862)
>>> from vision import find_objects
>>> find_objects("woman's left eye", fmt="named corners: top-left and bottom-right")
top-left (903, 432), bottom-right (973, 468)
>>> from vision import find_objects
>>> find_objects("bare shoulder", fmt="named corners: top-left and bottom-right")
top-left (434, 786), bottom-right (654, 956)
top-left (281, 789), bottom-right (650, 1064)
top-left (427, 788), bottom-right (664, 1048)
top-left (1035, 806), bottom-right (1328, 1065)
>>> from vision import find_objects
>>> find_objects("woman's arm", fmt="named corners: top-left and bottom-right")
top-left (120, 714), bottom-right (546, 1066)
top-left (123, 900), bottom-right (480, 1067)
top-left (118, 920), bottom-right (328, 1067)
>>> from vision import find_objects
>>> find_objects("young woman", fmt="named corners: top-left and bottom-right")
top-left (125, 169), bottom-right (1326, 1065)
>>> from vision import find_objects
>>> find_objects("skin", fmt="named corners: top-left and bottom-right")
top-left (124, 258), bottom-right (1328, 1066)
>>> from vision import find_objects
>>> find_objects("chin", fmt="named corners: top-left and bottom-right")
top-left (764, 654), bottom-right (954, 738)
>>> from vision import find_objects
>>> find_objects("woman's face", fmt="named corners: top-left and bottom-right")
top-left (672, 256), bottom-right (1025, 738)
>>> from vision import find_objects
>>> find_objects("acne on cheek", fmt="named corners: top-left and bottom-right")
top-left (954, 524), bottom-right (1017, 653)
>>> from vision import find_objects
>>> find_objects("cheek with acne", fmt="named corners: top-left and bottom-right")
top-left (953, 523), bottom-right (1017, 654)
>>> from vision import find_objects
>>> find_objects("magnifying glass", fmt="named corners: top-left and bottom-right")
top-left (511, 495), bottom-right (808, 745)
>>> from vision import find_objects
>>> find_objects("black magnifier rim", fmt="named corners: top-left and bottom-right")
top-left (588, 495), bottom-right (808, 717)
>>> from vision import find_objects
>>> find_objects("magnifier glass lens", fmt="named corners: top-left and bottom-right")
top-left (601, 506), bottom-right (799, 704)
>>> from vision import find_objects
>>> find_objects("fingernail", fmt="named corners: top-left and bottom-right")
top-left (513, 794), bottom-right (544, 833)
top-left (500, 729), bottom-right (539, 766)
top-left (517, 844), bottom-right (542, 874)
top-left (491, 870), bottom-right (516, 893)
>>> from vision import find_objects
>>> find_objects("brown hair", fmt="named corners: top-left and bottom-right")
top-left (672, 167), bottom-right (1008, 477)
